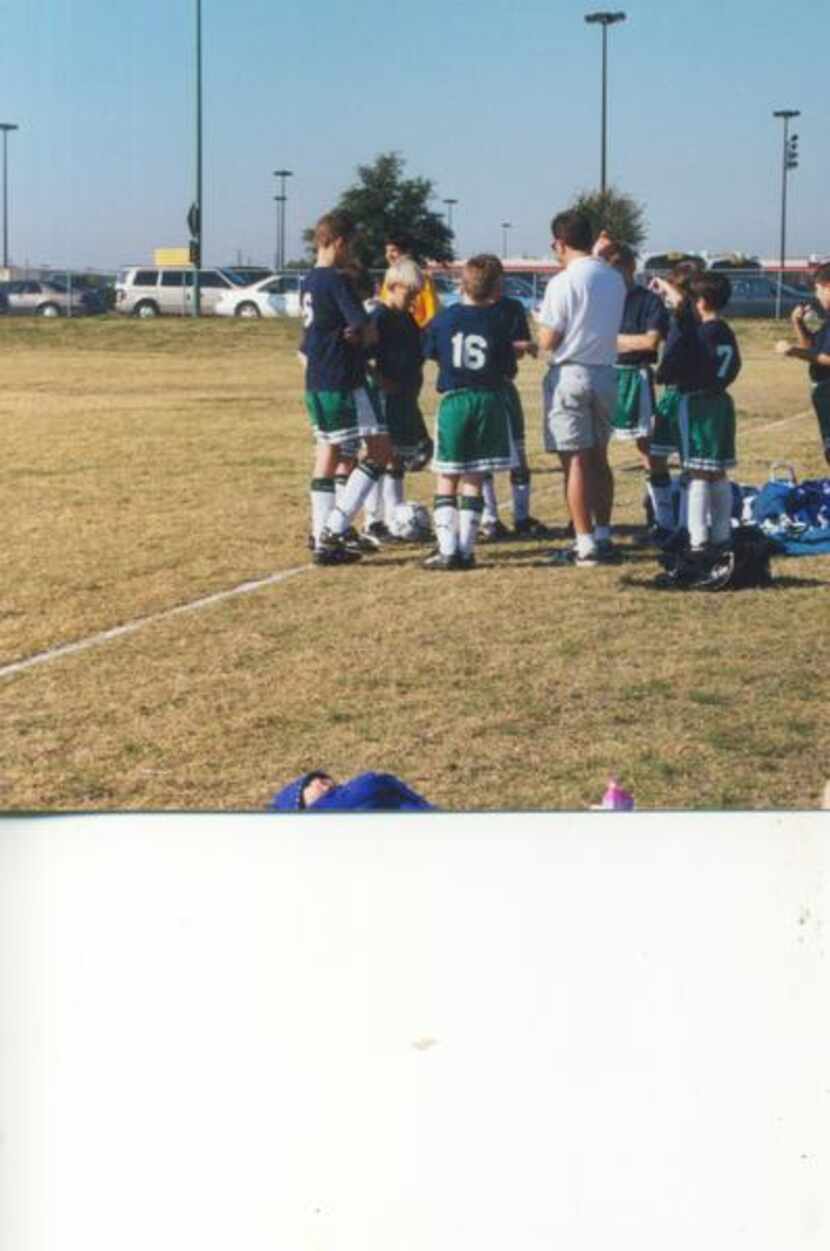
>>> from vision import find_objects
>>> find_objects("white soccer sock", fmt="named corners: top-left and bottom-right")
top-left (310, 478), bottom-right (335, 544)
top-left (710, 478), bottom-right (733, 545)
top-left (594, 524), bottom-right (611, 543)
top-left (481, 474), bottom-right (499, 525)
top-left (363, 477), bottom-right (384, 526)
top-left (511, 470), bottom-right (531, 524)
top-left (334, 472), bottom-right (350, 510)
top-left (648, 473), bottom-right (675, 530)
top-left (687, 478), bottom-right (711, 549)
top-left (575, 532), bottom-right (597, 558)
top-left (433, 494), bottom-right (459, 557)
top-left (383, 470), bottom-right (405, 525)
top-left (326, 463), bottom-right (381, 535)
top-left (677, 475), bottom-right (690, 532)
top-left (459, 497), bottom-right (484, 556)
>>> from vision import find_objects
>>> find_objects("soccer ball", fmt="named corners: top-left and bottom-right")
top-left (402, 436), bottom-right (434, 473)
top-left (389, 502), bottom-right (432, 541)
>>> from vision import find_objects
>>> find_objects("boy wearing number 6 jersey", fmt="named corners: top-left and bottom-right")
top-left (653, 270), bottom-right (741, 575)
top-left (422, 255), bottom-right (518, 570)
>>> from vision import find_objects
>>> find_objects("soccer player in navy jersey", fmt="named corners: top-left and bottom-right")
top-left (775, 263), bottom-right (830, 465)
top-left (605, 245), bottom-right (672, 535)
top-left (422, 255), bottom-right (517, 570)
top-left (651, 269), bottom-right (742, 586)
top-left (362, 258), bottom-right (432, 538)
top-left (301, 211), bottom-right (394, 565)
top-left (478, 282), bottom-right (551, 542)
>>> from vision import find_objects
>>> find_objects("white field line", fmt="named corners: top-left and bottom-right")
top-left (745, 407), bottom-right (813, 437)
top-left (0, 565), bottom-right (311, 681)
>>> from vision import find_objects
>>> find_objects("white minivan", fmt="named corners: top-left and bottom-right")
top-left (114, 267), bottom-right (245, 317)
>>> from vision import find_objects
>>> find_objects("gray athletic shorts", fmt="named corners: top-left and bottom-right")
top-left (543, 363), bottom-right (617, 453)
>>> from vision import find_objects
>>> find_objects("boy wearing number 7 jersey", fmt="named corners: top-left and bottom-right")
top-left (652, 270), bottom-right (741, 581)
top-left (422, 255), bottom-right (518, 570)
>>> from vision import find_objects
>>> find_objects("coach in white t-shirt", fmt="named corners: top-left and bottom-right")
top-left (537, 212), bottom-right (625, 566)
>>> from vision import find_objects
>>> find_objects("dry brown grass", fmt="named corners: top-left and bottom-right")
top-left (2, 315), bottom-right (828, 811)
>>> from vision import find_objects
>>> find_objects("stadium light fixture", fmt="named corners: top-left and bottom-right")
top-left (273, 169), bottom-right (293, 271)
top-left (501, 221), bottom-right (512, 259)
top-left (584, 11), bottom-right (626, 196)
top-left (772, 109), bottom-right (800, 319)
top-left (0, 122), bottom-right (19, 270)
top-left (443, 198), bottom-right (459, 234)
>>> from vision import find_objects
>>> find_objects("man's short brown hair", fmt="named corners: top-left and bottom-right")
top-left (314, 210), bottom-right (357, 248)
top-left (813, 263), bottom-right (830, 286)
top-left (551, 210), bottom-right (593, 253)
top-left (461, 254), bottom-right (503, 302)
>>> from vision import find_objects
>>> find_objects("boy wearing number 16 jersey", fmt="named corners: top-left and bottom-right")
top-left (422, 254), bottom-right (517, 570)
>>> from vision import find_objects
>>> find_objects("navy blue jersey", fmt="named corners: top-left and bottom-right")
top-left (656, 302), bottom-right (741, 392)
top-left (371, 305), bottom-right (424, 392)
top-left (618, 285), bottom-right (669, 366)
top-left (424, 302), bottom-right (517, 392)
top-left (810, 315), bottom-right (830, 383)
top-left (300, 266), bottom-right (368, 391)
top-left (492, 295), bottom-right (530, 379)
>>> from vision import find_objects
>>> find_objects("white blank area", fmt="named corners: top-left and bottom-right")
top-left (0, 813), bottom-right (827, 1251)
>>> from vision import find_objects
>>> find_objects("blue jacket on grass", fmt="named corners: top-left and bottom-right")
top-left (269, 771), bottom-right (434, 813)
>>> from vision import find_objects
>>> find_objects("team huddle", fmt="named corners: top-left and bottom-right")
top-left (298, 208), bottom-right (830, 586)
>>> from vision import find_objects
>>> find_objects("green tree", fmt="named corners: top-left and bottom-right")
top-left (304, 152), bottom-right (455, 268)
top-left (568, 186), bottom-right (647, 251)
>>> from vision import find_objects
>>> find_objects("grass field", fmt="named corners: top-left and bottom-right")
top-left (2, 314), bottom-right (828, 811)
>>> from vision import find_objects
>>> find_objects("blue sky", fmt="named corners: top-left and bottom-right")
top-left (0, 0), bottom-right (826, 270)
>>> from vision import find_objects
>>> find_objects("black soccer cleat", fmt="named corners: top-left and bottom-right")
top-left (313, 527), bottom-right (363, 565)
top-left (478, 518), bottom-right (511, 543)
top-left (513, 515), bottom-right (554, 538)
top-left (422, 550), bottom-right (465, 571)
top-left (312, 544), bottom-right (363, 566)
top-left (342, 525), bottom-right (380, 554)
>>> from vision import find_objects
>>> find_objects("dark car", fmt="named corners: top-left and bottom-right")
top-left (643, 251), bottom-right (706, 274)
top-left (708, 254), bottom-right (762, 271)
top-left (724, 274), bottom-right (809, 318)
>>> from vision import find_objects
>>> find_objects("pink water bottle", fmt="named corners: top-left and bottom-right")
top-left (595, 777), bottom-right (635, 811)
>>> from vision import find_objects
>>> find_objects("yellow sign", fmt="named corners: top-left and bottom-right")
top-left (153, 248), bottom-right (191, 266)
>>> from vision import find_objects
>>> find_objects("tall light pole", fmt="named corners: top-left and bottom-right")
top-left (1, 122), bottom-right (19, 270)
top-left (501, 221), bottom-right (512, 259)
top-left (773, 109), bottom-right (800, 319)
top-left (273, 196), bottom-right (284, 272)
top-left (443, 197), bottom-right (458, 235)
top-left (273, 169), bottom-right (293, 271)
top-left (193, 0), bottom-right (203, 315)
top-left (584, 11), bottom-right (626, 196)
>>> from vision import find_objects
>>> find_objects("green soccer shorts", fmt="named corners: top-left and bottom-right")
top-left (650, 385), bottom-right (682, 459)
top-left (611, 365), bottom-right (656, 441)
top-left (502, 380), bottom-right (526, 456)
top-left (677, 390), bottom-right (737, 473)
top-left (812, 380), bottom-right (830, 453)
top-left (433, 388), bottom-right (515, 475)
top-left (305, 382), bottom-right (386, 446)
top-left (384, 388), bottom-right (430, 459)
